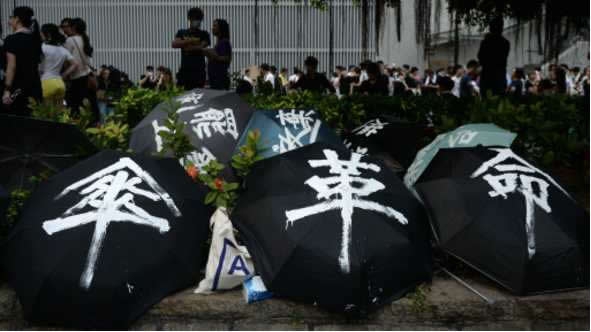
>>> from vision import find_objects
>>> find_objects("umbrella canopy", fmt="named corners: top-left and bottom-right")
top-left (0, 115), bottom-right (97, 191)
top-left (343, 116), bottom-right (428, 169)
top-left (129, 89), bottom-right (254, 173)
top-left (1, 150), bottom-right (213, 328)
top-left (234, 109), bottom-right (344, 159)
top-left (232, 143), bottom-right (432, 314)
top-left (404, 123), bottom-right (516, 189)
top-left (0, 185), bottom-right (8, 229)
top-left (415, 146), bottom-right (589, 295)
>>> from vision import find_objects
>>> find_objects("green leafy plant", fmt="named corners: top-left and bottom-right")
top-left (29, 98), bottom-right (93, 131)
top-left (111, 86), bottom-right (184, 129)
top-left (232, 129), bottom-right (265, 179)
top-left (184, 130), bottom-right (264, 211)
top-left (86, 120), bottom-right (130, 151)
top-left (157, 99), bottom-right (194, 161)
top-left (245, 92), bottom-right (589, 173)
top-left (2, 171), bottom-right (54, 241)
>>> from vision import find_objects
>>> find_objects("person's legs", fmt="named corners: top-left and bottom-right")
top-left (67, 76), bottom-right (86, 116)
top-left (42, 79), bottom-right (66, 107)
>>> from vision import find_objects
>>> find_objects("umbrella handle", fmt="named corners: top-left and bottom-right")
top-left (440, 267), bottom-right (496, 305)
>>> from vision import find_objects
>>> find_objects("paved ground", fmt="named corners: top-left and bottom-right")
top-left (0, 272), bottom-right (588, 330)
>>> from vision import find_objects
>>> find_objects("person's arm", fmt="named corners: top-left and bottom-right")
top-left (183, 31), bottom-right (210, 53)
top-left (62, 58), bottom-right (79, 80)
top-left (201, 48), bottom-right (232, 63)
top-left (2, 52), bottom-right (16, 104)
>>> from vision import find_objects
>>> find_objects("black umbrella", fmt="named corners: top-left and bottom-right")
top-left (1, 150), bottom-right (213, 328)
top-left (129, 89), bottom-right (254, 175)
top-left (415, 146), bottom-right (589, 295)
top-left (0, 185), bottom-right (9, 230)
top-left (0, 115), bottom-right (97, 191)
top-left (343, 115), bottom-right (428, 169)
top-left (232, 143), bottom-right (432, 314)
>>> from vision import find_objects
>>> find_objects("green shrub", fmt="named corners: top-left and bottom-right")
top-left (246, 93), bottom-right (589, 171)
top-left (111, 86), bottom-right (185, 129)
top-left (85, 121), bottom-right (130, 151)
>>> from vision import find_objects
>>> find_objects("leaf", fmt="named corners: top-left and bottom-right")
top-left (205, 191), bottom-right (217, 205)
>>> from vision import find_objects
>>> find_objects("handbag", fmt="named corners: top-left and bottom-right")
top-left (72, 37), bottom-right (97, 91)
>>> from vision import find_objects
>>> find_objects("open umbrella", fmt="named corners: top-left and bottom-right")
top-left (415, 146), bottom-right (589, 295)
top-left (0, 114), bottom-right (97, 190)
top-left (129, 89), bottom-right (254, 174)
top-left (0, 185), bottom-right (9, 229)
top-left (234, 109), bottom-right (344, 159)
top-left (1, 150), bottom-right (213, 328)
top-left (404, 123), bottom-right (516, 189)
top-left (343, 116), bottom-right (428, 169)
top-left (232, 143), bottom-right (432, 314)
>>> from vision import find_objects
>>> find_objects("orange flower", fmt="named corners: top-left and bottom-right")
top-left (186, 165), bottom-right (199, 181)
top-left (214, 178), bottom-right (224, 191)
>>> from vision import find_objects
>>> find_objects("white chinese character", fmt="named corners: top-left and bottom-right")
top-left (272, 119), bottom-right (321, 154)
top-left (276, 109), bottom-right (316, 130)
top-left (353, 119), bottom-right (389, 137)
top-left (343, 139), bottom-right (368, 155)
top-left (447, 129), bottom-right (478, 148)
top-left (190, 108), bottom-right (239, 140)
top-left (181, 147), bottom-right (217, 171)
top-left (42, 158), bottom-right (181, 290)
top-left (285, 149), bottom-right (407, 273)
top-left (471, 148), bottom-right (570, 259)
top-left (152, 120), bottom-right (168, 153)
top-left (176, 92), bottom-right (204, 114)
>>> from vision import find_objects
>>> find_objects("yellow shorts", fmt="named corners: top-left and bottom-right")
top-left (42, 78), bottom-right (66, 101)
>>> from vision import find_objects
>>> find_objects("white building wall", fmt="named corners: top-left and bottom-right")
top-left (379, 0), bottom-right (589, 71)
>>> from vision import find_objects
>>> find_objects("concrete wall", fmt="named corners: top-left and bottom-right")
top-left (379, 0), bottom-right (590, 71)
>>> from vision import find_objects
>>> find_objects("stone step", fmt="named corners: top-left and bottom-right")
top-left (0, 274), bottom-right (588, 330)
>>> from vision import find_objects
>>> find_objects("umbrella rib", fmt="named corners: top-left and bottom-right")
top-left (440, 267), bottom-right (495, 304)
top-left (0, 155), bottom-right (24, 163)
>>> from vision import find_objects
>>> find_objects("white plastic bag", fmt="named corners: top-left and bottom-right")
top-left (194, 207), bottom-right (254, 294)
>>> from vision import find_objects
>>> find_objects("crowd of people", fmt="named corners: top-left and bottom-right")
top-left (232, 57), bottom-right (590, 99)
top-left (0, 8), bottom-right (101, 122)
top-left (0, 5), bottom-right (588, 124)
top-left (0, 6), bottom-right (231, 123)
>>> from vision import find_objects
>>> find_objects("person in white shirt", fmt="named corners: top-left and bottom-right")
top-left (39, 23), bottom-right (78, 107)
top-left (288, 67), bottom-right (301, 84)
top-left (242, 68), bottom-right (254, 86)
top-left (451, 65), bottom-right (464, 97)
top-left (64, 18), bottom-right (98, 122)
top-left (260, 63), bottom-right (275, 89)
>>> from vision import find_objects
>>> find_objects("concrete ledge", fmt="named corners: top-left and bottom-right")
top-left (0, 275), bottom-right (588, 330)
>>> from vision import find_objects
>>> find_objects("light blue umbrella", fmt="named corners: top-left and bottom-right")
top-left (404, 123), bottom-right (517, 189)
top-left (234, 109), bottom-right (344, 160)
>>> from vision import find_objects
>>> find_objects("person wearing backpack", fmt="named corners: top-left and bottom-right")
top-left (64, 17), bottom-right (99, 123)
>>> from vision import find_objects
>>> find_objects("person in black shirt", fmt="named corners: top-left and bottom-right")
top-left (357, 62), bottom-right (389, 96)
top-left (478, 17), bottom-right (510, 97)
top-left (292, 56), bottom-right (335, 94)
top-left (200, 19), bottom-right (232, 90)
top-left (2, 7), bottom-right (42, 116)
top-left (139, 66), bottom-right (157, 89)
top-left (172, 7), bottom-right (210, 90)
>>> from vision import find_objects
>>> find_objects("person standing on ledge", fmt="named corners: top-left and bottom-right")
top-left (201, 19), bottom-right (232, 90)
top-left (172, 7), bottom-right (210, 90)
top-left (477, 16), bottom-right (510, 97)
